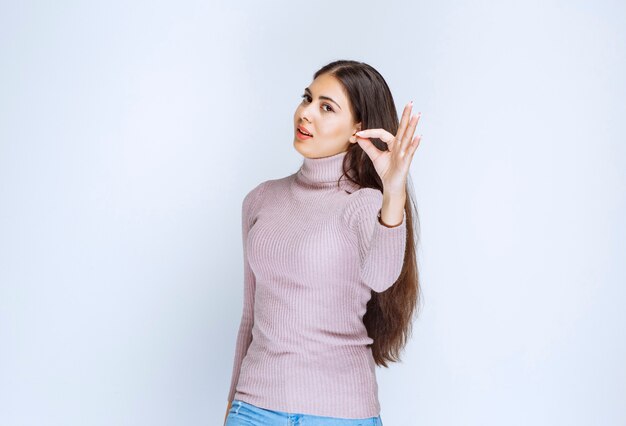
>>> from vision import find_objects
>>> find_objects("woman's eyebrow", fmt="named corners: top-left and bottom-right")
top-left (304, 87), bottom-right (342, 110)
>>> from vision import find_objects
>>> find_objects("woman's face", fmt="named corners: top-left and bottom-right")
top-left (293, 73), bottom-right (361, 158)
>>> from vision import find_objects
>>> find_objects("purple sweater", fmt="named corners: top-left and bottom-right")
top-left (227, 150), bottom-right (408, 419)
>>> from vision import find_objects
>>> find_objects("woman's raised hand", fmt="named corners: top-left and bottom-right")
top-left (355, 101), bottom-right (422, 196)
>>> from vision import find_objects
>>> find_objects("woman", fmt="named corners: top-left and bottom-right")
top-left (224, 59), bottom-right (422, 425)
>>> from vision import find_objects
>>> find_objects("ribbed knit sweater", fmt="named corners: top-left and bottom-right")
top-left (226, 149), bottom-right (408, 419)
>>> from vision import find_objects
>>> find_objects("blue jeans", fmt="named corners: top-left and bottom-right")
top-left (225, 399), bottom-right (383, 425)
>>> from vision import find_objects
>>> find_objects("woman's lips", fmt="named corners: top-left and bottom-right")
top-left (296, 128), bottom-right (313, 140)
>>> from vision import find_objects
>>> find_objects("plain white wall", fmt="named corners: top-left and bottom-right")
top-left (1, 1), bottom-right (624, 425)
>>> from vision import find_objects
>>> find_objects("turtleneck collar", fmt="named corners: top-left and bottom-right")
top-left (296, 150), bottom-right (351, 186)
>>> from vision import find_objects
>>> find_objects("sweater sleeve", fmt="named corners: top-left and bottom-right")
top-left (226, 181), bottom-right (268, 403)
top-left (345, 187), bottom-right (407, 293)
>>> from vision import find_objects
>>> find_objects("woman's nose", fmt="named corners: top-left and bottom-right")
top-left (300, 104), bottom-right (313, 122)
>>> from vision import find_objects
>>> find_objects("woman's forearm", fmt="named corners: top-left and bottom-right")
top-left (380, 191), bottom-right (406, 227)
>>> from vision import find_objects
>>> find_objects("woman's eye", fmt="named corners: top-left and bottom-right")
top-left (300, 94), bottom-right (333, 112)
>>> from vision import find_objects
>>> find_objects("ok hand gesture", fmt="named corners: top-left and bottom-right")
top-left (355, 101), bottom-right (422, 196)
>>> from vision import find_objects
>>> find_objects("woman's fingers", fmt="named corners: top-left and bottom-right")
top-left (355, 135), bottom-right (381, 160)
top-left (401, 112), bottom-right (421, 153)
top-left (355, 100), bottom-right (421, 158)
top-left (355, 128), bottom-right (395, 144)
top-left (395, 101), bottom-right (413, 147)
top-left (407, 134), bottom-right (422, 159)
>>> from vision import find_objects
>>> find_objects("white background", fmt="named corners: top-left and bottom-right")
top-left (1, 1), bottom-right (624, 425)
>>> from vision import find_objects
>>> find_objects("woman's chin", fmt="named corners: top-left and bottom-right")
top-left (293, 140), bottom-right (315, 156)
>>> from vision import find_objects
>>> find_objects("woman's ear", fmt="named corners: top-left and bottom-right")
top-left (350, 122), bottom-right (362, 144)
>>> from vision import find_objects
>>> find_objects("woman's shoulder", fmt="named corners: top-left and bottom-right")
top-left (346, 186), bottom-right (384, 206)
top-left (243, 179), bottom-right (270, 208)
top-left (341, 186), bottom-right (384, 226)
top-left (245, 173), bottom-right (296, 198)
top-left (242, 176), bottom-right (288, 211)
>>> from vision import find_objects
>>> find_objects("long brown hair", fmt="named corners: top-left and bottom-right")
top-left (313, 59), bottom-right (422, 367)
